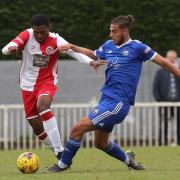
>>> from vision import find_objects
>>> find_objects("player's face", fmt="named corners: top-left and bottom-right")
top-left (33, 25), bottom-right (50, 43)
top-left (110, 24), bottom-right (125, 45)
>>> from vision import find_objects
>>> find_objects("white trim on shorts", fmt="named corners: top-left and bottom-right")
top-left (27, 115), bottom-right (39, 120)
top-left (39, 109), bottom-right (51, 116)
top-left (92, 102), bottom-right (123, 125)
top-left (38, 94), bottom-right (50, 98)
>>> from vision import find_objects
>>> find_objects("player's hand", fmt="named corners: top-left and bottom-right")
top-left (8, 46), bottom-right (19, 55)
top-left (58, 44), bottom-right (73, 52)
top-left (90, 60), bottom-right (107, 72)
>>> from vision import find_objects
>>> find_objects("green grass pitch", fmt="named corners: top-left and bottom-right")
top-left (0, 147), bottom-right (180, 180)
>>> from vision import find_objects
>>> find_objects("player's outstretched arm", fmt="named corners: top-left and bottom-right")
top-left (58, 44), bottom-right (98, 60)
top-left (64, 48), bottom-right (107, 70)
top-left (152, 54), bottom-right (180, 77)
top-left (2, 42), bottom-right (19, 55)
top-left (57, 39), bottom-right (107, 71)
top-left (2, 30), bottom-right (29, 56)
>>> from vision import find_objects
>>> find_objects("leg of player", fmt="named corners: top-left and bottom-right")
top-left (46, 117), bottom-right (96, 173)
top-left (22, 90), bottom-right (54, 151)
top-left (37, 95), bottom-right (64, 159)
top-left (94, 130), bottom-right (129, 162)
top-left (94, 130), bottom-right (145, 170)
top-left (27, 117), bottom-right (53, 151)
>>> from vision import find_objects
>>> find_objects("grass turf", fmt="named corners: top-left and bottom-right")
top-left (0, 147), bottom-right (180, 180)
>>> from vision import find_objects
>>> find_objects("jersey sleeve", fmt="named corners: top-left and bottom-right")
top-left (137, 43), bottom-right (157, 61)
top-left (56, 34), bottom-right (93, 64)
top-left (56, 34), bottom-right (69, 47)
top-left (94, 43), bottom-right (106, 60)
top-left (12, 30), bottom-right (29, 49)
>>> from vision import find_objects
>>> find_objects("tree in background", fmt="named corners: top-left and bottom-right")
top-left (1, 0), bottom-right (180, 60)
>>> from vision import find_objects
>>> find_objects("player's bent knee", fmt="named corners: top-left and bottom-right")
top-left (70, 117), bottom-right (95, 139)
top-left (94, 142), bottom-right (108, 151)
top-left (33, 128), bottom-right (44, 136)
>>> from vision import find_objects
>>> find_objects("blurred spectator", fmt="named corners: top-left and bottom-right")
top-left (153, 50), bottom-right (180, 145)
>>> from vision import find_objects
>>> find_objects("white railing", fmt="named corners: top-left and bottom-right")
top-left (0, 102), bottom-right (180, 150)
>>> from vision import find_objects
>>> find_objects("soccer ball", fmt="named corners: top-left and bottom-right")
top-left (16, 152), bottom-right (40, 173)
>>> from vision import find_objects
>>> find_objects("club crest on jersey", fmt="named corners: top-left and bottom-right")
top-left (46, 46), bottom-right (54, 55)
top-left (122, 50), bottom-right (129, 56)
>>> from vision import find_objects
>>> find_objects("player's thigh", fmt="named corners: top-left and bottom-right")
top-left (37, 95), bottom-right (52, 112)
top-left (94, 130), bottom-right (110, 149)
top-left (36, 83), bottom-right (57, 112)
top-left (70, 117), bottom-right (97, 138)
top-left (21, 90), bottom-right (38, 119)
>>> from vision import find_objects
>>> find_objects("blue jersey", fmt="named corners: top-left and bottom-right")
top-left (95, 39), bottom-right (156, 105)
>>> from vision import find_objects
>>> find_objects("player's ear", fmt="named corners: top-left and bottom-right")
top-left (48, 24), bottom-right (52, 31)
top-left (122, 28), bottom-right (128, 36)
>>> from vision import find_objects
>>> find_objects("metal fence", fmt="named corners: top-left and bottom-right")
top-left (0, 102), bottom-right (180, 150)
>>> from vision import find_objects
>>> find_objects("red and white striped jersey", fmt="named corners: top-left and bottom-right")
top-left (12, 28), bottom-right (68, 91)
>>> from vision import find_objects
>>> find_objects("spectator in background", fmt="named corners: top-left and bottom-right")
top-left (153, 50), bottom-right (180, 145)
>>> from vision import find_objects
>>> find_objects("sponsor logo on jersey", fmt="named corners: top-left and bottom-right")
top-left (33, 54), bottom-right (50, 68)
top-left (46, 46), bottom-right (54, 55)
top-left (112, 59), bottom-right (118, 64)
top-left (109, 58), bottom-right (120, 69)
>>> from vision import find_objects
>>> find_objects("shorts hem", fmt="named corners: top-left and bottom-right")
top-left (27, 115), bottom-right (39, 120)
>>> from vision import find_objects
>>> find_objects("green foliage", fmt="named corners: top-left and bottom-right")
top-left (1, 0), bottom-right (180, 60)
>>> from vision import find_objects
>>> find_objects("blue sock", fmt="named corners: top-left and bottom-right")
top-left (105, 141), bottom-right (127, 162)
top-left (61, 138), bottom-right (81, 166)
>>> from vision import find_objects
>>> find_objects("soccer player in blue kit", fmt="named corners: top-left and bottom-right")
top-left (46, 15), bottom-right (180, 172)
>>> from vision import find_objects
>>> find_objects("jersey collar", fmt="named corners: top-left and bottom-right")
top-left (115, 39), bottom-right (132, 49)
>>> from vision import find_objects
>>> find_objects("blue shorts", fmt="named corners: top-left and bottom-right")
top-left (88, 94), bottom-right (130, 132)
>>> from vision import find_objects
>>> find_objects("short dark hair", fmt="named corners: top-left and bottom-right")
top-left (111, 15), bottom-right (135, 30)
top-left (31, 13), bottom-right (50, 26)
